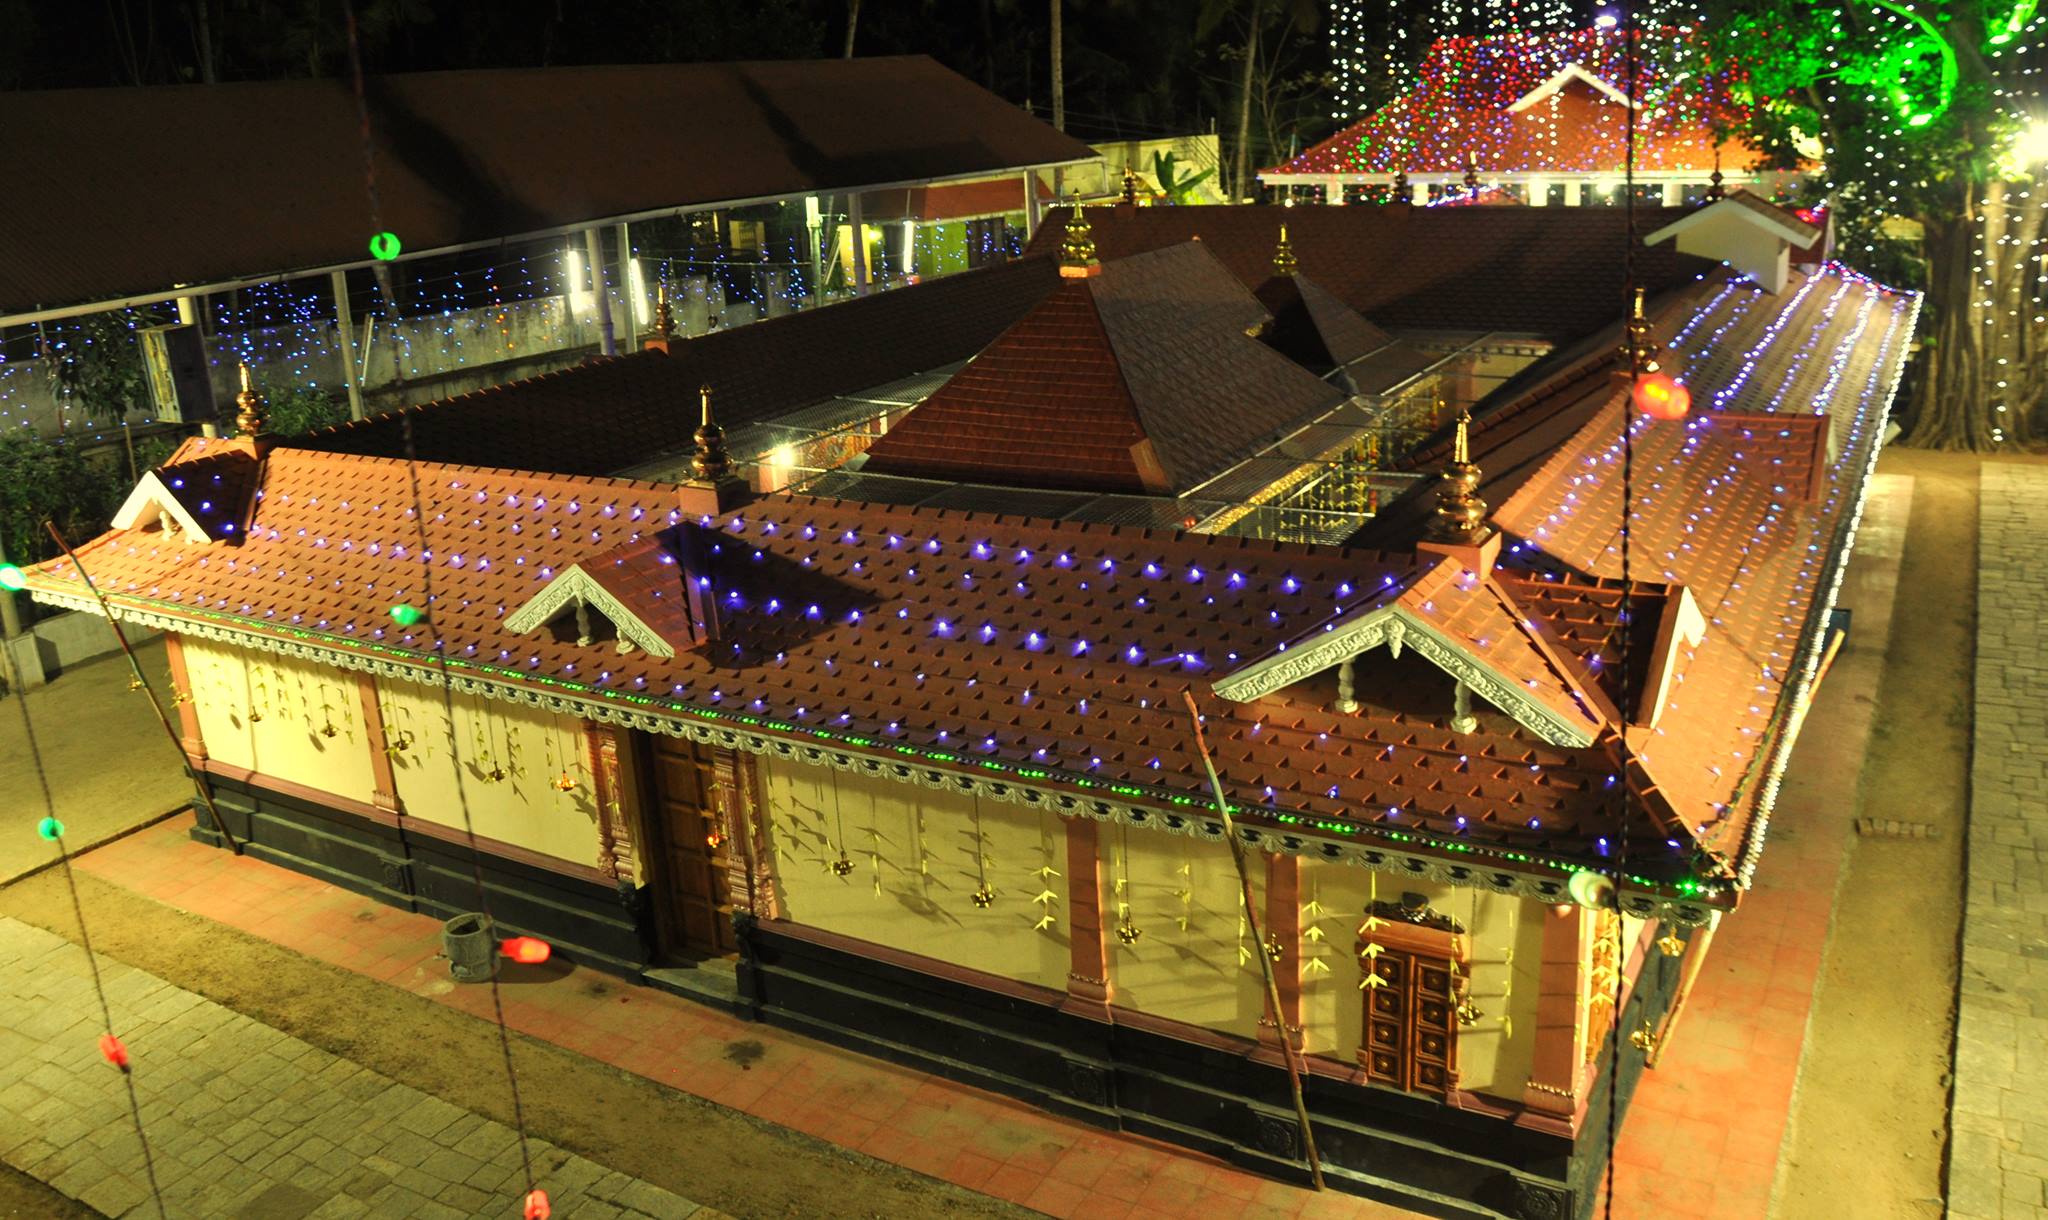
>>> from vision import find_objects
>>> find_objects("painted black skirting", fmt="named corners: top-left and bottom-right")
top-left (735, 920), bottom-right (1687, 1220)
top-left (193, 775), bottom-right (653, 975)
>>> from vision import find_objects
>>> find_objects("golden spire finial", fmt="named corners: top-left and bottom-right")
top-left (653, 279), bottom-right (675, 339)
top-left (692, 383), bottom-right (731, 482)
top-left (1429, 403), bottom-right (1487, 542)
top-left (1463, 153), bottom-right (1480, 196)
top-left (1058, 195), bottom-right (1098, 278)
top-left (234, 361), bottom-right (269, 438)
top-left (1707, 148), bottom-right (1725, 201)
top-left (1119, 166), bottom-right (1139, 206)
top-left (1623, 286), bottom-right (1661, 376)
top-left (1272, 223), bottom-right (1298, 277)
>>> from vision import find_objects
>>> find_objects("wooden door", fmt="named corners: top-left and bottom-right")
top-left (1361, 948), bottom-right (1460, 1096)
top-left (648, 735), bottom-right (736, 957)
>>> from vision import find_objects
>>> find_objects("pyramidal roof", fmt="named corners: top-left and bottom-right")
top-left (860, 239), bottom-right (1345, 496)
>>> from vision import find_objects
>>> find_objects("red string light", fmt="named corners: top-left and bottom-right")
top-left (523, 1188), bottom-right (551, 1219)
top-left (500, 937), bottom-right (552, 965)
top-left (98, 1033), bottom-right (131, 1072)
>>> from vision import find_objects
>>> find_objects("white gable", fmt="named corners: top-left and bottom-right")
top-left (503, 565), bottom-right (679, 658)
top-left (109, 472), bottom-right (215, 544)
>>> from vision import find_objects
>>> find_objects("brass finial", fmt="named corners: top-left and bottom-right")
top-left (1707, 150), bottom-right (1725, 201)
top-left (1119, 166), bottom-right (1139, 206)
top-left (1623, 287), bottom-right (1661, 376)
top-left (1429, 405), bottom-right (1487, 542)
top-left (652, 279), bottom-right (675, 339)
top-left (691, 383), bottom-right (731, 481)
top-left (1463, 154), bottom-right (1480, 196)
top-left (1058, 196), bottom-right (1098, 277)
top-left (1272, 223), bottom-right (1298, 277)
top-left (1392, 168), bottom-right (1409, 203)
top-left (234, 362), bottom-right (269, 438)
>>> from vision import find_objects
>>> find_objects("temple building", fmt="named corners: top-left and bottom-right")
top-left (19, 195), bottom-right (1915, 1217)
top-left (1262, 27), bottom-right (1810, 207)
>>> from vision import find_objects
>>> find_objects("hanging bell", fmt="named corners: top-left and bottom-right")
top-left (1116, 922), bottom-right (1143, 945)
top-left (830, 855), bottom-right (855, 878)
top-left (971, 886), bottom-right (995, 909)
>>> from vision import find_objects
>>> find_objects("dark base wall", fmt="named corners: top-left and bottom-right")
top-left (193, 773), bottom-right (653, 975)
top-left (191, 784), bottom-right (1680, 1220)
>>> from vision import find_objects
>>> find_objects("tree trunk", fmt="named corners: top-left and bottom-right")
top-left (1233, 3), bottom-right (1261, 202)
top-left (192, 0), bottom-right (215, 83)
top-left (1050, 0), bottom-right (1064, 132)
top-left (1903, 181), bottom-right (2044, 450)
top-left (843, 0), bottom-right (861, 58)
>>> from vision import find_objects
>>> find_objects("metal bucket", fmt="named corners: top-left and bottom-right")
top-left (442, 913), bottom-right (496, 982)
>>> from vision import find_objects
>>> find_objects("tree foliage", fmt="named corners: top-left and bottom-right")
top-left (0, 430), bottom-right (124, 567)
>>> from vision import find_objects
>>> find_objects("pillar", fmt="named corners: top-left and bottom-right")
top-left (1059, 815), bottom-right (1112, 1018)
top-left (613, 221), bottom-right (636, 336)
top-left (1522, 902), bottom-right (1592, 1123)
top-left (1260, 853), bottom-right (1304, 1051)
top-left (1022, 170), bottom-right (1043, 240)
top-left (1527, 178), bottom-right (1548, 207)
top-left (1333, 655), bottom-right (1359, 715)
top-left (355, 672), bottom-right (401, 816)
top-left (162, 634), bottom-right (206, 763)
top-left (330, 270), bottom-right (366, 421)
top-left (583, 227), bottom-right (618, 356)
top-left (848, 193), bottom-right (871, 297)
top-left (1410, 181), bottom-right (1429, 206)
top-left (1450, 681), bottom-right (1478, 734)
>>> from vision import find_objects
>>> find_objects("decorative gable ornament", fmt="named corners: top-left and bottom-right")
top-left (110, 472), bottom-right (219, 543)
top-left (505, 564), bottom-right (680, 658)
top-left (1643, 192), bottom-right (1830, 294)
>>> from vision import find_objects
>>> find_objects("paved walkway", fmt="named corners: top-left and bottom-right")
top-left (0, 917), bottom-right (707, 1220)
top-left (1950, 462), bottom-right (2048, 1220)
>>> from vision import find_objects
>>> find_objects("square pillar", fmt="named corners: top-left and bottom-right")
top-left (1260, 853), bottom-right (1304, 1051)
top-left (1059, 815), bottom-right (1112, 1019)
top-left (1522, 901), bottom-right (1592, 1124)
top-left (354, 672), bottom-right (401, 816)
top-left (162, 633), bottom-right (206, 763)
top-left (848, 193), bottom-right (871, 297)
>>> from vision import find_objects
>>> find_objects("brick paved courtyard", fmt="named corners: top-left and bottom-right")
top-left (0, 917), bottom-right (708, 1220)
top-left (1950, 461), bottom-right (2048, 1220)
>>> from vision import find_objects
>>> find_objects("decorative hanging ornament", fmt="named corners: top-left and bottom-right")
top-left (500, 937), bottom-right (551, 965)
top-left (1117, 922), bottom-right (1143, 945)
top-left (1632, 373), bottom-right (1691, 421)
top-left (1566, 869), bottom-right (1616, 909)
top-left (98, 1033), bottom-right (130, 1072)
top-left (36, 816), bottom-right (64, 841)
top-left (971, 886), bottom-right (995, 909)
top-left (830, 854), bottom-right (855, 878)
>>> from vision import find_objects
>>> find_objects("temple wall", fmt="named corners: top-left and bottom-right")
top-left (757, 756), bottom-right (1070, 991)
top-left (1107, 828), bottom-right (1267, 1039)
top-left (183, 639), bottom-right (376, 807)
top-left (378, 683), bottom-right (603, 868)
top-left (1298, 861), bottom-right (1544, 1101)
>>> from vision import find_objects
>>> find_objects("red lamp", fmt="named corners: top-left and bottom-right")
top-left (1632, 373), bottom-right (1691, 421)
top-left (500, 937), bottom-right (552, 965)
top-left (523, 1189), bottom-right (551, 1220)
top-left (98, 1034), bottom-right (130, 1072)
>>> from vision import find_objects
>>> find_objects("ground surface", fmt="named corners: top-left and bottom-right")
top-left (0, 638), bottom-right (190, 884)
top-left (0, 916), bottom-right (706, 1219)
top-left (1948, 457), bottom-right (2048, 1220)
top-left (1771, 450), bottom-right (1977, 1217)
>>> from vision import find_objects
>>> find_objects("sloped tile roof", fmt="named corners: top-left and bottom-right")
top-left (305, 255), bottom-right (1062, 477)
top-left (863, 242), bottom-right (1345, 496)
top-left (1025, 205), bottom-right (1712, 341)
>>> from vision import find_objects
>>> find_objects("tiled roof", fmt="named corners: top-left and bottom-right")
top-left (305, 256), bottom-right (1062, 477)
top-left (1254, 272), bottom-right (1410, 377)
top-left (859, 176), bottom-right (1051, 221)
top-left (2, 57), bottom-right (1093, 315)
top-left (1265, 27), bottom-right (1765, 181)
top-left (24, 264), bottom-right (1918, 897)
top-left (862, 242), bottom-right (1345, 495)
top-left (1024, 205), bottom-right (1713, 341)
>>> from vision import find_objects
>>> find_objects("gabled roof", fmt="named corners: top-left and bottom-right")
top-left (2, 56), bottom-right (1095, 318)
top-left (1644, 190), bottom-right (1823, 249)
top-left (1264, 26), bottom-right (1771, 182)
top-left (861, 242), bottom-right (1345, 495)
top-left (305, 255), bottom-right (1062, 478)
top-left (1254, 271), bottom-right (1404, 375)
top-left (1023, 204), bottom-right (1712, 342)
top-left (503, 534), bottom-right (695, 659)
top-left (108, 438), bottom-right (265, 543)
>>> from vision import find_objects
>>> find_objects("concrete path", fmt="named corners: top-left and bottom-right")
top-left (0, 638), bottom-right (192, 884)
top-left (0, 917), bottom-right (707, 1220)
top-left (1950, 461), bottom-right (2048, 1220)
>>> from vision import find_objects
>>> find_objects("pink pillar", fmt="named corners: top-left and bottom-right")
top-left (1060, 816), bottom-right (1113, 1018)
top-left (1522, 902), bottom-right (1591, 1126)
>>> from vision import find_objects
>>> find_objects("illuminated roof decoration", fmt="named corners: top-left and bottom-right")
top-left (1265, 26), bottom-right (1776, 185)
top-left (23, 259), bottom-right (1918, 920)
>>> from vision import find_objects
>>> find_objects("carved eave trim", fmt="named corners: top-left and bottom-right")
top-left (1211, 605), bottom-right (1597, 748)
top-left (23, 583), bottom-right (1721, 926)
top-left (109, 473), bottom-right (214, 544)
top-left (503, 564), bottom-right (679, 659)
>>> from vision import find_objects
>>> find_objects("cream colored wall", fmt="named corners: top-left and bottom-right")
top-left (378, 683), bottom-right (603, 868)
top-left (1107, 828), bottom-right (1267, 1039)
top-left (759, 757), bottom-right (1070, 991)
top-left (1299, 861), bottom-right (1543, 1101)
top-left (183, 639), bottom-right (376, 806)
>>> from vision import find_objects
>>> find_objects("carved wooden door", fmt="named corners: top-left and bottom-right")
top-left (648, 735), bottom-right (736, 957)
top-left (1361, 948), bottom-right (1460, 1096)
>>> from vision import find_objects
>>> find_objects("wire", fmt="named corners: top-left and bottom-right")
top-left (338, 0), bottom-right (539, 1207)
top-left (1, 616), bottom-right (168, 1219)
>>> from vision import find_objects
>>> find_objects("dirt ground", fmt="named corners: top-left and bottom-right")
top-left (0, 1162), bottom-right (96, 1219)
top-left (0, 638), bottom-right (192, 884)
top-left (0, 867), bottom-right (1034, 1220)
top-left (1771, 449), bottom-right (1984, 1217)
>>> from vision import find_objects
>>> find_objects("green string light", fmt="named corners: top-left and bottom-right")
top-left (387, 603), bottom-right (422, 628)
top-left (0, 564), bottom-right (25, 593)
top-left (368, 231), bottom-right (403, 261)
top-left (36, 816), bottom-right (64, 842)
